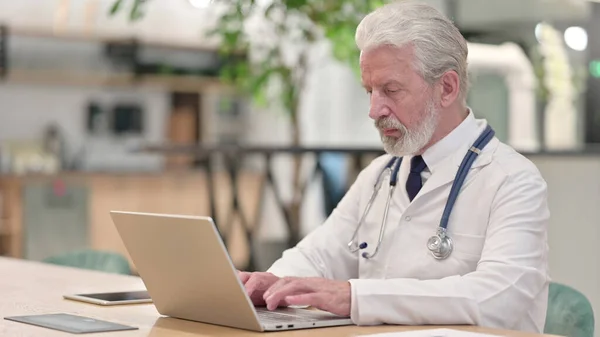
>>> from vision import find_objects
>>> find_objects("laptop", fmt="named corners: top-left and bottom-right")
top-left (109, 211), bottom-right (354, 332)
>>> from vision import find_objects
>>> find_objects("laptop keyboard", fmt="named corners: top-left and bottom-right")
top-left (256, 307), bottom-right (344, 323)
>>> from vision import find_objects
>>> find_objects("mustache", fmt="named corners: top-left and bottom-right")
top-left (375, 117), bottom-right (403, 129)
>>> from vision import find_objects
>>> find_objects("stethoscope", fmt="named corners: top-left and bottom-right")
top-left (348, 125), bottom-right (495, 260)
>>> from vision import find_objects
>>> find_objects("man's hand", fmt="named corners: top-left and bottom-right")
top-left (263, 277), bottom-right (351, 317)
top-left (237, 271), bottom-right (280, 306)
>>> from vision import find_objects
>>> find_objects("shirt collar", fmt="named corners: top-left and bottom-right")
top-left (421, 108), bottom-right (479, 173)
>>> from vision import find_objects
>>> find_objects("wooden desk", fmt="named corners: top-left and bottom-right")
top-left (0, 257), bottom-right (561, 337)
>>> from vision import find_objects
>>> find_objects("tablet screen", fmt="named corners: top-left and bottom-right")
top-left (76, 291), bottom-right (150, 302)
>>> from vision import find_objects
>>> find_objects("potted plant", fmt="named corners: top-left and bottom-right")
top-left (110, 0), bottom-right (383, 248)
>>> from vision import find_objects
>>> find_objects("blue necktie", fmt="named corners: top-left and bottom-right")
top-left (406, 155), bottom-right (427, 201)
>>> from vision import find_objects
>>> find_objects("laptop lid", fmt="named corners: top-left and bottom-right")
top-left (110, 211), bottom-right (263, 331)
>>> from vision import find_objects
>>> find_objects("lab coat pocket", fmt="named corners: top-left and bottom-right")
top-left (449, 232), bottom-right (485, 262)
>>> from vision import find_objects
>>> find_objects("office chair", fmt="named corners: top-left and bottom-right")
top-left (544, 282), bottom-right (594, 337)
top-left (43, 249), bottom-right (131, 275)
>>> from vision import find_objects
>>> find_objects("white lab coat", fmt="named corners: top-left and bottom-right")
top-left (267, 114), bottom-right (550, 333)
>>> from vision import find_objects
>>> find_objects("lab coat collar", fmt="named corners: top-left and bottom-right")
top-left (421, 109), bottom-right (479, 174)
top-left (412, 110), bottom-right (498, 202)
top-left (450, 118), bottom-right (498, 169)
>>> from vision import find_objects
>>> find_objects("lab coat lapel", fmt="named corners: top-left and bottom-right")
top-left (413, 137), bottom-right (499, 201)
top-left (415, 157), bottom-right (459, 199)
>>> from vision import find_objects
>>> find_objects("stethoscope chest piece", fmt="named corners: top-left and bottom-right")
top-left (427, 228), bottom-right (453, 260)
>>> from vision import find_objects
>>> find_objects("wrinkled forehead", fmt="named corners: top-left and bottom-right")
top-left (359, 45), bottom-right (419, 83)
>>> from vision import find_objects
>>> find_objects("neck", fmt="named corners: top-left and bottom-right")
top-left (416, 104), bottom-right (469, 155)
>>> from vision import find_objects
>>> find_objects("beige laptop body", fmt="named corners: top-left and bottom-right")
top-left (110, 211), bottom-right (353, 332)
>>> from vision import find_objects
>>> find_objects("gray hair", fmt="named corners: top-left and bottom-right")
top-left (355, 0), bottom-right (469, 104)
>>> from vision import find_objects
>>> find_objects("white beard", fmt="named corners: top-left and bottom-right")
top-left (376, 99), bottom-right (439, 157)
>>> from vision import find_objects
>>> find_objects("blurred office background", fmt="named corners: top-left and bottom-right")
top-left (0, 0), bottom-right (598, 333)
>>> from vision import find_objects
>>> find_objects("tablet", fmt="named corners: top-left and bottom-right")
top-left (63, 290), bottom-right (152, 306)
top-left (5, 313), bottom-right (138, 333)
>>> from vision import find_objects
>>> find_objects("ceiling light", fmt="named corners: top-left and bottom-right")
top-left (189, 0), bottom-right (211, 9)
top-left (535, 23), bottom-right (542, 42)
top-left (564, 26), bottom-right (588, 51)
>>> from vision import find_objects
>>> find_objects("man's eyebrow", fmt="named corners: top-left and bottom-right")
top-left (383, 80), bottom-right (402, 87)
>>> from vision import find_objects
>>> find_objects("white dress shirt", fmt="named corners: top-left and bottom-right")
top-left (267, 110), bottom-right (550, 333)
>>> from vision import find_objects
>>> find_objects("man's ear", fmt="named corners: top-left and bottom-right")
top-left (438, 70), bottom-right (460, 108)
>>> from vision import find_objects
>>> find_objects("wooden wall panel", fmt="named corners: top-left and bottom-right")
top-left (0, 171), bottom-right (264, 271)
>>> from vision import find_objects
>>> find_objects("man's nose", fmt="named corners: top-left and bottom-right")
top-left (368, 92), bottom-right (390, 120)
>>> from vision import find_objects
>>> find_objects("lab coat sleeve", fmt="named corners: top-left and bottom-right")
top-left (348, 163), bottom-right (550, 329)
top-left (267, 156), bottom-right (389, 280)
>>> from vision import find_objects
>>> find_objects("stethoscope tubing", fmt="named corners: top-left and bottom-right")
top-left (348, 124), bottom-right (494, 260)
top-left (439, 126), bottom-right (495, 230)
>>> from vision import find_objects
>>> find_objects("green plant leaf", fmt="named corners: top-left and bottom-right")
top-left (265, 2), bottom-right (279, 18)
top-left (130, 9), bottom-right (143, 21)
top-left (109, 0), bottom-right (123, 15)
top-left (286, 0), bottom-right (308, 10)
top-left (109, 0), bottom-right (146, 20)
top-left (253, 86), bottom-right (268, 107)
top-left (112, 0), bottom-right (373, 127)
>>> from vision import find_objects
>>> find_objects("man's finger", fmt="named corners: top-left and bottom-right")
top-left (244, 274), bottom-right (261, 297)
top-left (263, 276), bottom-right (313, 299)
top-left (238, 271), bottom-right (251, 284)
top-left (263, 277), bottom-right (290, 299)
top-left (284, 293), bottom-right (323, 309)
top-left (286, 292), bottom-right (349, 317)
top-left (264, 279), bottom-right (293, 310)
top-left (264, 279), bottom-right (314, 310)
